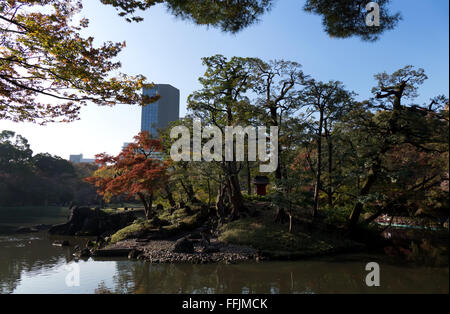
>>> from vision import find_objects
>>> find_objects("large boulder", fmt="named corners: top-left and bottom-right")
top-left (49, 206), bottom-right (136, 236)
top-left (172, 237), bottom-right (195, 254)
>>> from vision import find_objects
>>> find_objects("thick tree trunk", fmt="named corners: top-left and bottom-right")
top-left (222, 98), bottom-right (245, 217)
top-left (348, 172), bottom-right (377, 229)
top-left (228, 174), bottom-right (244, 220)
top-left (348, 146), bottom-right (388, 231)
top-left (313, 110), bottom-right (324, 218)
top-left (186, 183), bottom-right (197, 203)
top-left (164, 186), bottom-right (176, 208)
top-left (348, 86), bottom-right (404, 231)
top-left (270, 106), bottom-right (282, 180)
top-left (147, 195), bottom-right (153, 219)
top-left (246, 159), bottom-right (252, 195)
top-left (289, 214), bottom-right (293, 233)
top-left (274, 206), bottom-right (288, 224)
top-left (364, 207), bottom-right (386, 225)
top-left (179, 179), bottom-right (198, 203)
top-left (138, 192), bottom-right (153, 220)
top-left (325, 123), bottom-right (333, 207)
top-left (215, 184), bottom-right (226, 223)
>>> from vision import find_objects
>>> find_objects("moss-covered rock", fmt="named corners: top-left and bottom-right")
top-left (48, 206), bottom-right (136, 236)
top-left (110, 220), bottom-right (153, 243)
top-left (110, 204), bottom-right (212, 244)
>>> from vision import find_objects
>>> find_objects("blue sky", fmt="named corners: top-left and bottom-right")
top-left (1, 0), bottom-right (448, 159)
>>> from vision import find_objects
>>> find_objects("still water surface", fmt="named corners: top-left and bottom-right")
top-left (0, 231), bottom-right (448, 294)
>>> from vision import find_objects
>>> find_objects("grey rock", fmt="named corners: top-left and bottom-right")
top-left (172, 237), bottom-right (195, 254)
top-left (48, 206), bottom-right (136, 236)
top-left (128, 249), bottom-right (141, 260)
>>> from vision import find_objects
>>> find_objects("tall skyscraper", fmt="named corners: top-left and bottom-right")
top-left (141, 84), bottom-right (180, 137)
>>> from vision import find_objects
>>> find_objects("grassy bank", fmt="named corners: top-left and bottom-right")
top-left (108, 200), bottom-right (364, 260)
top-left (219, 202), bottom-right (364, 259)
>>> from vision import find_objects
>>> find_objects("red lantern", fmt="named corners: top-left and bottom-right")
top-left (253, 176), bottom-right (270, 196)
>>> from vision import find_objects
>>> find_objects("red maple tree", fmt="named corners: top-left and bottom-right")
top-left (86, 132), bottom-right (169, 220)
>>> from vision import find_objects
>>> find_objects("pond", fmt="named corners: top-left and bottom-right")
top-left (0, 231), bottom-right (448, 294)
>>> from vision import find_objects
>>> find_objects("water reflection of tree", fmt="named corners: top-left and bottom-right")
top-left (3, 237), bottom-right (449, 294)
top-left (106, 259), bottom-right (448, 294)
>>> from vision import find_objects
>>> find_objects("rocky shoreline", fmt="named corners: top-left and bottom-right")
top-left (9, 202), bottom-right (446, 266)
top-left (84, 232), bottom-right (366, 264)
top-left (13, 204), bottom-right (372, 264)
top-left (92, 237), bottom-right (261, 264)
top-left (41, 205), bottom-right (367, 264)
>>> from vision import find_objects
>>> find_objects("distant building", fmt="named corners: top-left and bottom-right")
top-left (141, 84), bottom-right (180, 137)
top-left (121, 142), bottom-right (163, 160)
top-left (69, 154), bottom-right (95, 164)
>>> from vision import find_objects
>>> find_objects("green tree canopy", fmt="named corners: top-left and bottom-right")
top-left (0, 130), bottom-right (33, 172)
top-left (0, 0), bottom-right (155, 124)
top-left (101, 0), bottom-right (273, 33)
top-left (103, 0), bottom-right (401, 40)
top-left (1, 0), bottom-right (402, 124)
top-left (304, 0), bottom-right (401, 41)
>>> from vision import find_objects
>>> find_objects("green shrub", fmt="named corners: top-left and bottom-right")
top-left (323, 206), bottom-right (351, 225)
top-left (219, 218), bottom-right (317, 252)
top-left (243, 194), bottom-right (270, 202)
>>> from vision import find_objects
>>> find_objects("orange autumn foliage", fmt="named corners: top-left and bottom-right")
top-left (86, 132), bottom-right (169, 217)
